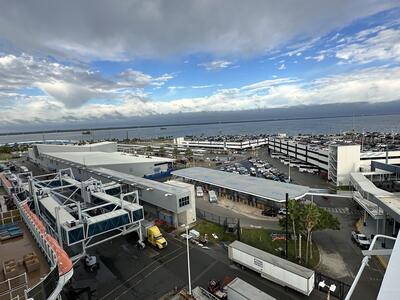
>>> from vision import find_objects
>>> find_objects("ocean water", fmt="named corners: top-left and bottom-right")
top-left (1, 114), bottom-right (399, 144)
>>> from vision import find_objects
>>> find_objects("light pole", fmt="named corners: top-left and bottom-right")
top-left (288, 156), bottom-right (291, 182)
top-left (285, 193), bottom-right (288, 259)
top-left (182, 224), bottom-right (192, 295)
top-left (319, 281), bottom-right (336, 300)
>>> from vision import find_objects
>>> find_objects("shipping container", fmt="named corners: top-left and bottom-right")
top-left (228, 241), bottom-right (314, 296)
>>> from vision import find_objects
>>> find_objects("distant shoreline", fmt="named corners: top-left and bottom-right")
top-left (1, 112), bottom-right (399, 137)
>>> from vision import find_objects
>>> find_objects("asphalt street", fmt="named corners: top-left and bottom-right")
top-left (312, 195), bottom-right (385, 300)
top-left (64, 231), bottom-right (327, 300)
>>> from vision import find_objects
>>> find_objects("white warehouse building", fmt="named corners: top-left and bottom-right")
top-left (28, 142), bottom-right (195, 228)
top-left (29, 142), bottom-right (175, 179)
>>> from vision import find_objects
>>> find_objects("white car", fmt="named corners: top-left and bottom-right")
top-left (196, 186), bottom-right (204, 197)
top-left (351, 231), bottom-right (371, 249)
top-left (208, 190), bottom-right (218, 203)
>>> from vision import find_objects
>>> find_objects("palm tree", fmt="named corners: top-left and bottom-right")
top-left (185, 148), bottom-right (193, 162)
top-left (287, 200), bottom-right (301, 256)
top-left (145, 145), bottom-right (152, 155)
top-left (301, 203), bottom-right (320, 264)
top-left (173, 147), bottom-right (179, 159)
top-left (158, 146), bottom-right (166, 157)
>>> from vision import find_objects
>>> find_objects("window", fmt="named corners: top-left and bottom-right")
top-left (179, 196), bottom-right (190, 207)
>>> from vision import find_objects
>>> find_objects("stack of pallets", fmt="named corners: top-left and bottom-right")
top-left (0, 223), bottom-right (23, 241)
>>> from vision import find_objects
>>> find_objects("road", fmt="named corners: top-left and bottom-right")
top-left (64, 231), bottom-right (326, 300)
top-left (311, 195), bottom-right (385, 300)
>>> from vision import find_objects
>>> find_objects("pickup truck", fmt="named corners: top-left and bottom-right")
top-left (351, 231), bottom-right (371, 249)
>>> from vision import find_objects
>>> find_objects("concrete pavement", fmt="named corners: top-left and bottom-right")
top-left (195, 195), bottom-right (281, 229)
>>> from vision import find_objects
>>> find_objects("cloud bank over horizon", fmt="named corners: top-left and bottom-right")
top-left (0, 1), bottom-right (399, 130)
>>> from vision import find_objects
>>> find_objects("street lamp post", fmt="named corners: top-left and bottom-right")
top-left (285, 193), bottom-right (289, 259)
top-left (319, 281), bottom-right (336, 300)
top-left (183, 224), bottom-right (192, 295)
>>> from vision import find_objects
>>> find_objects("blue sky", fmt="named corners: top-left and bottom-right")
top-left (0, 1), bottom-right (399, 130)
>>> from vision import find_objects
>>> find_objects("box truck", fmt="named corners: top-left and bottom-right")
top-left (141, 220), bottom-right (167, 249)
top-left (228, 241), bottom-right (314, 296)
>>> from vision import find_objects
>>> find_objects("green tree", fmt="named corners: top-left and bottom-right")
top-left (185, 148), bottom-right (193, 162)
top-left (301, 203), bottom-right (320, 263)
top-left (288, 200), bottom-right (301, 255)
top-left (172, 147), bottom-right (179, 159)
top-left (158, 146), bottom-right (166, 157)
top-left (279, 201), bottom-right (340, 263)
top-left (145, 146), bottom-right (152, 155)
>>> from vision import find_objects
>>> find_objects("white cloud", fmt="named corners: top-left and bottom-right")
top-left (0, 54), bottom-right (172, 108)
top-left (336, 28), bottom-right (400, 64)
top-left (198, 60), bottom-right (233, 71)
top-left (305, 54), bottom-right (325, 62)
top-left (3, 65), bottom-right (399, 126)
top-left (191, 84), bottom-right (222, 89)
top-left (278, 63), bottom-right (286, 70)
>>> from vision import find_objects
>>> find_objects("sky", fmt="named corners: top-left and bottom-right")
top-left (0, 0), bottom-right (400, 132)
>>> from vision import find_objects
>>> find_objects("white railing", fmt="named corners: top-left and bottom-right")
top-left (0, 273), bottom-right (28, 300)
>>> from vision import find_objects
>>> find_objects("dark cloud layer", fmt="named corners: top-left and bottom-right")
top-left (0, 0), bottom-right (395, 60)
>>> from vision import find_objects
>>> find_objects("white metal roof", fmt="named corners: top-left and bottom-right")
top-left (91, 167), bottom-right (188, 195)
top-left (172, 167), bottom-right (309, 202)
top-left (226, 277), bottom-right (276, 300)
top-left (43, 151), bottom-right (174, 166)
top-left (229, 241), bottom-right (314, 279)
top-left (91, 191), bottom-right (142, 212)
top-left (61, 176), bottom-right (81, 187)
top-left (40, 195), bottom-right (76, 224)
top-left (351, 172), bottom-right (400, 222)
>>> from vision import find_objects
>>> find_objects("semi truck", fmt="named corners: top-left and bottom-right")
top-left (228, 241), bottom-right (314, 296)
top-left (141, 220), bottom-right (167, 249)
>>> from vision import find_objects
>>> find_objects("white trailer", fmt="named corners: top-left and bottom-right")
top-left (228, 241), bottom-right (314, 296)
top-left (226, 277), bottom-right (276, 300)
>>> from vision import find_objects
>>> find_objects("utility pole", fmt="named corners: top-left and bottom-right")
top-left (184, 225), bottom-right (192, 295)
top-left (285, 192), bottom-right (289, 259)
top-left (299, 234), bottom-right (302, 260)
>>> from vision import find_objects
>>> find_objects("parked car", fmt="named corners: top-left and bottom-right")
top-left (208, 190), bottom-right (218, 203)
top-left (262, 209), bottom-right (277, 217)
top-left (196, 186), bottom-right (204, 197)
top-left (351, 230), bottom-right (371, 249)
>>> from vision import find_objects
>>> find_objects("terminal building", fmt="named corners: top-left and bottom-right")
top-left (29, 141), bottom-right (175, 179)
top-left (27, 142), bottom-right (196, 228)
